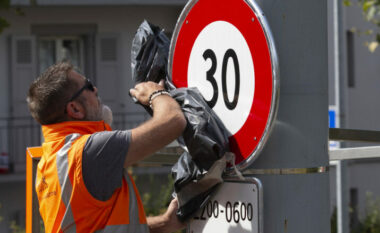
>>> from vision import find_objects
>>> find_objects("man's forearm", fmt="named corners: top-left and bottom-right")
top-left (147, 215), bottom-right (170, 233)
top-left (124, 94), bottom-right (186, 167)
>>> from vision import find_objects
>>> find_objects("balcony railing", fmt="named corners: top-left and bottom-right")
top-left (0, 112), bottom-right (149, 173)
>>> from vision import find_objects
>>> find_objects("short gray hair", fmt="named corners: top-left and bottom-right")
top-left (27, 62), bottom-right (79, 125)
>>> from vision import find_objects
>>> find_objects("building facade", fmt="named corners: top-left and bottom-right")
top-left (0, 1), bottom-right (184, 232)
top-left (328, 0), bottom-right (380, 230)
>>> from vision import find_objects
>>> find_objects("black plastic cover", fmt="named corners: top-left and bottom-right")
top-left (131, 20), bottom-right (231, 222)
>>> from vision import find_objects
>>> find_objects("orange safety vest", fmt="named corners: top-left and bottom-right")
top-left (36, 121), bottom-right (149, 233)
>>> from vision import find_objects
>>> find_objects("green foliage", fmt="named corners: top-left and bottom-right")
top-left (0, 17), bottom-right (10, 34)
top-left (352, 192), bottom-right (380, 233)
top-left (1, 203), bottom-right (26, 233)
top-left (140, 174), bottom-right (174, 216)
top-left (0, 0), bottom-right (10, 9)
top-left (0, 0), bottom-right (24, 34)
top-left (331, 207), bottom-right (338, 233)
top-left (344, 0), bottom-right (380, 52)
top-left (331, 193), bottom-right (380, 233)
top-left (135, 173), bottom-right (185, 233)
top-left (9, 221), bottom-right (25, 233)
top-left (344, 0), bottom-right (353, 6)
top-left (360, 0), bottom-right (380, 28)
top-left (0, 0), bottom-right (10, 34)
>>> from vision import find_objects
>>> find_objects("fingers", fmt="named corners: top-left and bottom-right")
top-left (163, 198), bottom-right (178, 218)
top-left (167, 198), bottom-right (179, 213)
top-left (129, 81), bottom-right (165, 106)
top-left (165, 198), bottom-right (187, 230)
top-left (159, 79), bottom-right (165, 87)
top-left (129, 88), bottom-right (137, 98)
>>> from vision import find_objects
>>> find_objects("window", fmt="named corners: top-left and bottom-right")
top-left (38, 36), bottom-right (84, 73)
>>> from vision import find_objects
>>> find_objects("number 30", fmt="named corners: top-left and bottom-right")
top-left (202, 48), bottom-right (240, 110)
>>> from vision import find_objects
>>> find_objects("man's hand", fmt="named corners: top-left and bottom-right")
top-left (163, 198), bottom-right (186, 232)
top-left (147, 198), bottom-right (186, 233)
top-left (129, 80), bottom-right (165, 106)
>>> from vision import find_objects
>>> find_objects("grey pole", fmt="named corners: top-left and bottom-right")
top-left (245, 0), bottom-right (331, 232)
top-left (332, 0), bottom-right (350, 232)
top-left (335, 160), bottom-right (349, 233)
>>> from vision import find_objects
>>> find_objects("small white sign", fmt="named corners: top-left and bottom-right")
top-left (188, 178), bottom-right (263, 233)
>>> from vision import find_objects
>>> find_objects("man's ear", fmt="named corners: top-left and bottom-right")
top-left (65, 101), bottom-right (85, 120)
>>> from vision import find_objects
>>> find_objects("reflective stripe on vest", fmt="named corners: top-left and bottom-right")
top-left (94, 172), bottom-right (149, 233)
top-left (56, 134), bottom-right (149, 233)
top-left (124, 171), bottom-right (149, 232)
top-left (125, 171), bottom-right (140, 225)
top-left (57, 133), bottom-right (80, 232)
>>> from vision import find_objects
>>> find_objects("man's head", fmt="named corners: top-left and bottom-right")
top-left (27, 62), bottom-right (106, 125)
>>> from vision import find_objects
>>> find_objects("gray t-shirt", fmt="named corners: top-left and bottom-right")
top-left (82, 130), bottom-right (131, 201)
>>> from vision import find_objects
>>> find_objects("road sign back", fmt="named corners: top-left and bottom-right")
top-left (169, 0), bottom-right (279, 171)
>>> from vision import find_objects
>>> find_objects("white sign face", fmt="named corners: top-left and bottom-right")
top-left (187, 21), bottom-right (255, 135)
top-left (188, 178), bottom-right (263, 233)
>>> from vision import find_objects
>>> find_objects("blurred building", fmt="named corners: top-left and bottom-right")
top-left (327, 0), bottom-right (380, 230)
top-left (0, 1), bottom-right (185, 232)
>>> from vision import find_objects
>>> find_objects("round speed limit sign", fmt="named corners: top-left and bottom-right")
top-left (169, 0), bottom-right (279, 171)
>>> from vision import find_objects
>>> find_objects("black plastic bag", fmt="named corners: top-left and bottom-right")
top-left (131, 20), bottom-right (231, 221)
top-left (170, 88), bottom-right (230, 170)
top-left (131, 20), bottom-right (170, 85)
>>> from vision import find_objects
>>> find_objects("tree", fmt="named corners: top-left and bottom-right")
top-left (344, 0), bottom-right (380, 52)
top-left (0, 0), bottom-right (25, 34)
top-left (0, 0), bottom-right (11, 34)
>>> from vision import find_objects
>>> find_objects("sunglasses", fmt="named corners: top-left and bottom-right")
top-left (68, 79), bottom-right (95, 102)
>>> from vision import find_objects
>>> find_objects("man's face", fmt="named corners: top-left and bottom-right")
top-left (69, 70), bottom-right (105, 122)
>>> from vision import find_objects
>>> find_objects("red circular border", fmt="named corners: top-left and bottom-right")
top-left (171, 0), bottom-right (273, 165)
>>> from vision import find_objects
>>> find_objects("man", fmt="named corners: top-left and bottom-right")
top-left (27, 62), bottom-right (186, 233)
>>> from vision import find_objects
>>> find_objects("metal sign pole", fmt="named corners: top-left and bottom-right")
top-left (335, 160), bottom-right (349, 233)
top-left (332, 0), bottom-right (349, 231)
top-left (243, 0), bottom-right (331, 232)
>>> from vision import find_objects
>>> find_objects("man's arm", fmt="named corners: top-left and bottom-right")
top-left (147, 198), bottom-right (186, 233)
top-left (125, 80), bottom-right (186, 167)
